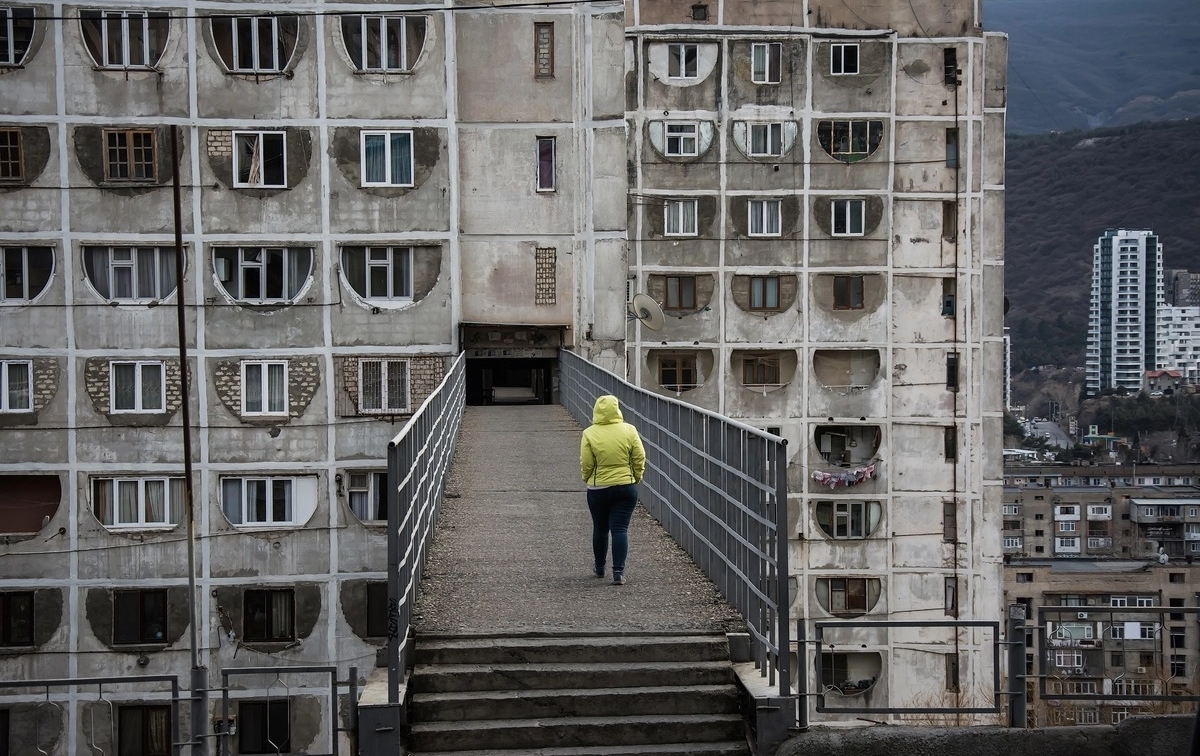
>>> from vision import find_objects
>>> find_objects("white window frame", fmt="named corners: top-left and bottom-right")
top-left (1003, 504), bottom-right (1020, 515)
top-left (346, 14), bottom-right (416, 72)
top-left (1056, 536), bottom-right (1078, 549)
top-left (84, 246), bottom-right (175, 302)
top-left (1135, 596), bottom-right (1155, 608)
top-left (81, 9), bottom-right (168, 69)
top-left (0, 246), bottom-right (53, 303)
top-left (667, 42), bottom-right (698, 79)
top-left (1110, 595), bottom-right (1127, 607)
top-left (748, 199), bottom-right (782, 237)
top-left (536, 136), bottom-right (555, 192)
top-left (1058, 520), bottom-right (1076, 532)
top-left (664, 123), bottom-right (698, 157)
top-left (1003, 536), bottom-right (1023, 549)
top-left (664, 199), bottom-right (698, 236)
top-left (1, 6), bottom-right (35, 66)
top-left (224, 15), bottom-right (286, 73)
top-left (240, 360), bottom-right (288, 416)
top-left (1139, 623), bottom-right (1158, 639)
top-left (360, 130), bottom-right (414, 188)
top-left (221, 476), bottom-right (295, 526)
top-left (358, 358), bottom-right (410, 414)
top-left (345, 246), bottom-right (413, 301)
top-left (92, 477), bottom-right (182, 528)
top-left (748, 123), bottom-right (783, 156)
top-left (831, 199), bottom-right (865, 236)
top-left (831, 42), bottom-right (859, 75)
top-left (110, 361), bottom-right (166, 413)
top-left (215, 246), bottom-right (311, 304)
top-left (1054, 650), bottom-right (1082, 668)
top-left (750, 42), bottom-right (781, 84)
top-left (232, 131), bottom-right (286, 188)
top-left (347, 470), bottom-right (388, 522)
top-left (0, 359), bottom-right (32, 412)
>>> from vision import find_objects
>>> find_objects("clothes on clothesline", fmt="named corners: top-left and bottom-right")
top-left (810, 462), bottom-right (877, 489)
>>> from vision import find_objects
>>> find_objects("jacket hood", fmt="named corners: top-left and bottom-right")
top-left (591, 395), bottom-right (624, 425)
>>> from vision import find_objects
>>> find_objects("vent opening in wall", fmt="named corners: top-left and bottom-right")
top-left (690, 4), bottom-right (709, 21)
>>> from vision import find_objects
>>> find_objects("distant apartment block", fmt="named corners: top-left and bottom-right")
top-left (1086, 229), bottom-right (1163, 395)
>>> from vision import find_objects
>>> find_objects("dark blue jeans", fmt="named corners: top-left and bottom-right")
top-left (587, 484), bottom-right (638, 574)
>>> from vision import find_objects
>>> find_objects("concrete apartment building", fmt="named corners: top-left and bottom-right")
top-left (624, 0), bottom-right (1007, 720)
top-left (1002, 464), bottom-right (1200, 726)
top-left (0, 0), bottom-right (625, 751)
top-left (1086, 229), bottom-right (1164, 395)
top-left (0, 0), bottom-right (1007, 746)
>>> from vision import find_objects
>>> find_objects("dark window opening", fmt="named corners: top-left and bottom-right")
top-left (946, 127), bottom-right (959, 168)
top-left (0, 7), bottom-right (37, 66)
top-left (817, 120), bottom-right (883, 163)
top-left (833, 275), bottom-right (864, 310)
top-left (943, 501), bottom-right (957, 542)
top-left (341, 15), bottom-right (425, 72)
top-left (0, 592), bottom-right (34, 646)
top-left (741, 354), bottom-right (780, 386)
top-left (943, 47), bottom-right (958, 85)
top-left (243, 589), bottom-right (295, 642)
top-left (659, 355), bottom-right (697, 392)
top-left (946, 352), bottom-right (960, 391)
top-left (945, 653), bottom-right (960, 690)
top-left (366, 582), bottom-right (389, 638)
top-left (239, 700), bottom-right (290, 754)
top-left (664, 275), bottom-right (696, 311)
top-left (104, 129), bottom-right (156, 182)
top-left (1, 246), bottom-right (54, 303)
top-left (536, 136), bottom-right (555, 192)
top-left (113, 590), bottom-right (167, 645)
top-left (942, 200), bottom-right (957, 240)
top-left (117, 705), bottom-right (171, 756)
top-left (0, 475), bottom-right (61, 534)
top-left (749, 276), bottom-right (780, 311)
top-left (0, 128), bottom-right (22, 181)
top-left (942, 278), bottom-right (956, 317)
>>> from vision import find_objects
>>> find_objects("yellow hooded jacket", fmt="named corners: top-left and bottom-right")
top-left (580, 395), bottom-right (646, 487)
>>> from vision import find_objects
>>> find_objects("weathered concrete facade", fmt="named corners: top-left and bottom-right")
top-left (625, 0), bottom-right (1007, 722)
top-left (0, 0), bottom-right (625, 750)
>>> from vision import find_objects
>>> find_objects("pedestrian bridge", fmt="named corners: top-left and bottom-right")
top-left (363, 350), bottom-right (794, 755)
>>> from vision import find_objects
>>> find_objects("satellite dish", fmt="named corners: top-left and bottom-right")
top-left (628, 293), bottom-right (666, 331)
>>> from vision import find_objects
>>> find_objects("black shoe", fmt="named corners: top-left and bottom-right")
top-left (612, 573), bottom-right (625, 586)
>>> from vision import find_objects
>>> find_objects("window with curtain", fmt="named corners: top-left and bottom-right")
top-left (749, 123), bottom-right (783, 156)
top-left (92, 477), bottom-right (184, 528)
top-left (348, 471), bottom-right (388, 522)
top-left (0, 360), bottom-right (31, 412)
top-left (358, 359), bottom-right (408, 413)
top-left (340, 246), bottom-right (412, 301)
top-left (118, 705), bottom-right (171, 756)
top-left (341, 14), bottom-right (425, 71)
top-left (748, 199), bottom-right (781, 236)
top-left (211, 15), bottom-right (298, 73)
top-left (1, 247), bottom-right (54, 302)
top-left (111, 361), bottom-right (164, 412)
top-left (83, 246), bottom-right (176, 302)
top-left (213, 247), bottom-right (311, 303)
top-left (360, 131), bottom-right (413, 187)
top-left (664, 199), bottom-right (697, 236)
top-left (221, 477), bottom-right (295, 526)
top-left (241, 361), bottom-right (288, 416)
top-left (751, 42), bottom-right (781, 84)
top-left (80, 10), bottom-right (170, 69)
top-left (232, 132), bottom-right (286, 187)
top-left (749, 276), bottom-right (780, 311)
top-left (242, 590), bottom-right (294, 642)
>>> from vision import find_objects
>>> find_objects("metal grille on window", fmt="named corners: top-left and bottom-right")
top-left (535, 247), bottom-right (556, 305)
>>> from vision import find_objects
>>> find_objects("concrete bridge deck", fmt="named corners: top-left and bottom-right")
top-left (412, 405), bottom-right (746, 636)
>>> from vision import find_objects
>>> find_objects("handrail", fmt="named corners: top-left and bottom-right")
top-left (559, 349), bottom-right (791, 702)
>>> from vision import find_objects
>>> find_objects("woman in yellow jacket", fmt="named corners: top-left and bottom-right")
top-left (580, 395), bottom-right (646, 585)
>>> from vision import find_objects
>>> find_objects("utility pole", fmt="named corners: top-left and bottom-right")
top-left (171, 125), bottom-right (208, 755)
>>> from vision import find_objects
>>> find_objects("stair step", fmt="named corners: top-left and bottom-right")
top-left (415, 634), bottom-right (730, 665)
top-left (412, 683), bottom-right (740, 721)
top-left (411, 661), bottom-right (735, 693)
top-left (408, 742), bottom-right (750, 756)
top-left (409, 713), bottom-right (746, 752)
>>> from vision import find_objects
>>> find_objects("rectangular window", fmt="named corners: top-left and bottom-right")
top-left (111, 361), bottom-right (165, 412)
top-left (221, 477), bottom-right (301, 526)
top-left (1171, 655), bottom-right (1186, 676)
top-left (827, 501), bottom-right (870, 539)
top-left (832, 275), bottom-right (864, 310)
top-left (348, 471), bottom-right (388, 522)
top-left (750, 42), bottom-right (781, 84)
top-left (944, 426), bottom-right (956, 460)
top-left (945, 653), bottom-right (959, 691)
top-left (342, 15), bottom-right (422, 72)
top-left (1015, 572), bottom-right (1032, 583)
top-left (942, 200), bottom-right (957, 240)
top-left (664, 199), bottom-right (697, 236)
top-left (104, 129), bottom-right (156, 182)
top-left (749, 123), bottom-right (783, 156)
top-left (1170, 627), bottom-right (1185, 649)
top-left (92, 477), bottom-right (184, 528)
top-left (659, 355), bottom-right (697, 392)
top-left (1056, 537), bottom-right (1078, 549)
top-left (359, 358), bottom-right (409, 414)
top-left (748, 199), bottom-right (781, 236)
top-left (749, 276), bottom-right (780, 311)
top-left (1054, 650), bottom-right (1082, 668)
top-left (0, 127), bottom-right (21, 180)
top-left (831, 42), bottom-right (858, 75)
top-left (946, 352), bottom-right (960, 390)
top-left (112, 590), bottom-right (167, 645)
top-left (0, 360), bottom-right (32, 412)
top-left (943, 501), bottom-right (956, 542)
top-left (366, 582), bottom-right (389, 638)
top-left (667, 43), bottom-right (698, 78)
top-left (0, 591), bottom-right (33, 646)
top-left (243, 590), bottom-right (295, 642)
top-left (535, 136), bottom-right (556, 191)
top-left (1110, 595), bottom-right (1128, 607)
top-left (2, 7), bottom-right (36, 66)
top-left (943, 47), bottom-right (958, 85)
top-left (944, 577), bottom-right (958, 616)
top-left (1171, 598), bottom-right (1185, 620)
top-left (664, 275), bottom-right (696, 310)
top-left (215, 247), bottom-right (310, 303)
top-left (343, 246), bottom-right (412, 301)
top-left (233, 131), bottom-right (286, 188)
top-left (827, 578), bottom-right (872, 614)
top-left (664, 123), bottom-right (698, 156)
top-left (1135, 596), bottom-right (1155, 608)
top-left (946, 127), bottom-right (959, 168)
top-left (80, 10), bottom-right (169, 69)
top-left (831, 199), bottom-right (865, 236)
top-left (1002, 504), bottom-right (1020, 515)
top-left (742, 354), bottom-right (780, 386)
top-left (83, 246), bottom-right (176, 302)
top-left (1058, 521), bottom-right (1076, 532)
top-left (1003, 536), bottom-right (1023, 549)
top-left (117, 705), bottom-right (171, 756)
top-left (361, 130), bottom-right (413, 187)
top-left (239, 700), bottom-right (291, 754)
top-left (219, 16), bottom-right (288, 73)
top-left (534, 22), bottom-right (553, 78)
top-left (241, 361), bottom-right (288, 416)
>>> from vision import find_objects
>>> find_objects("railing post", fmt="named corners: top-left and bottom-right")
top-left (1007, 602), bottom-right (1027, 728)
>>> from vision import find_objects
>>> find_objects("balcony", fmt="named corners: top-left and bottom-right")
top-left (1086, 505), bottom-right (1112, 521)
top-left (1087, 536), bottom-right (1113, 550)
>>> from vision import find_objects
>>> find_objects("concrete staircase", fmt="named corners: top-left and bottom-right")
top-left (407, 633), bottom-right (750, 756)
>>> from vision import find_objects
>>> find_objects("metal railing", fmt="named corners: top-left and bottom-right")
top-left (386, 353), bottom-right (466, 702)
top-left (559, 349), bottom-right (791, 699)
top-left (220, 666), bottom-right (358, 756)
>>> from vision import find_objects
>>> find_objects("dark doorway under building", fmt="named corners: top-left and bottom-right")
top-left (466, 358), bottom-right (554, 406)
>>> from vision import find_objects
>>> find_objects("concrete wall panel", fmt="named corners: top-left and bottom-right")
top-left (458, 127), bottom-right (578, 236)
top-left (456, 12), bottom-right (574, 124)
top-left (323, 14), bottom-right (448, 120)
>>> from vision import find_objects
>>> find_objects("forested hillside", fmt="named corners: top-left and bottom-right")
top-left (1004, 119), bottom-right (1200, 370)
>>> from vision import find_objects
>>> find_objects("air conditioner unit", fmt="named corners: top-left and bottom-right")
top-left (1077, 612), bottom-right (1089, 619)
top-left (1074, 668), bottom-right (1085, 675)
top-left (1137, 667), bottom-right (1147, 674)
